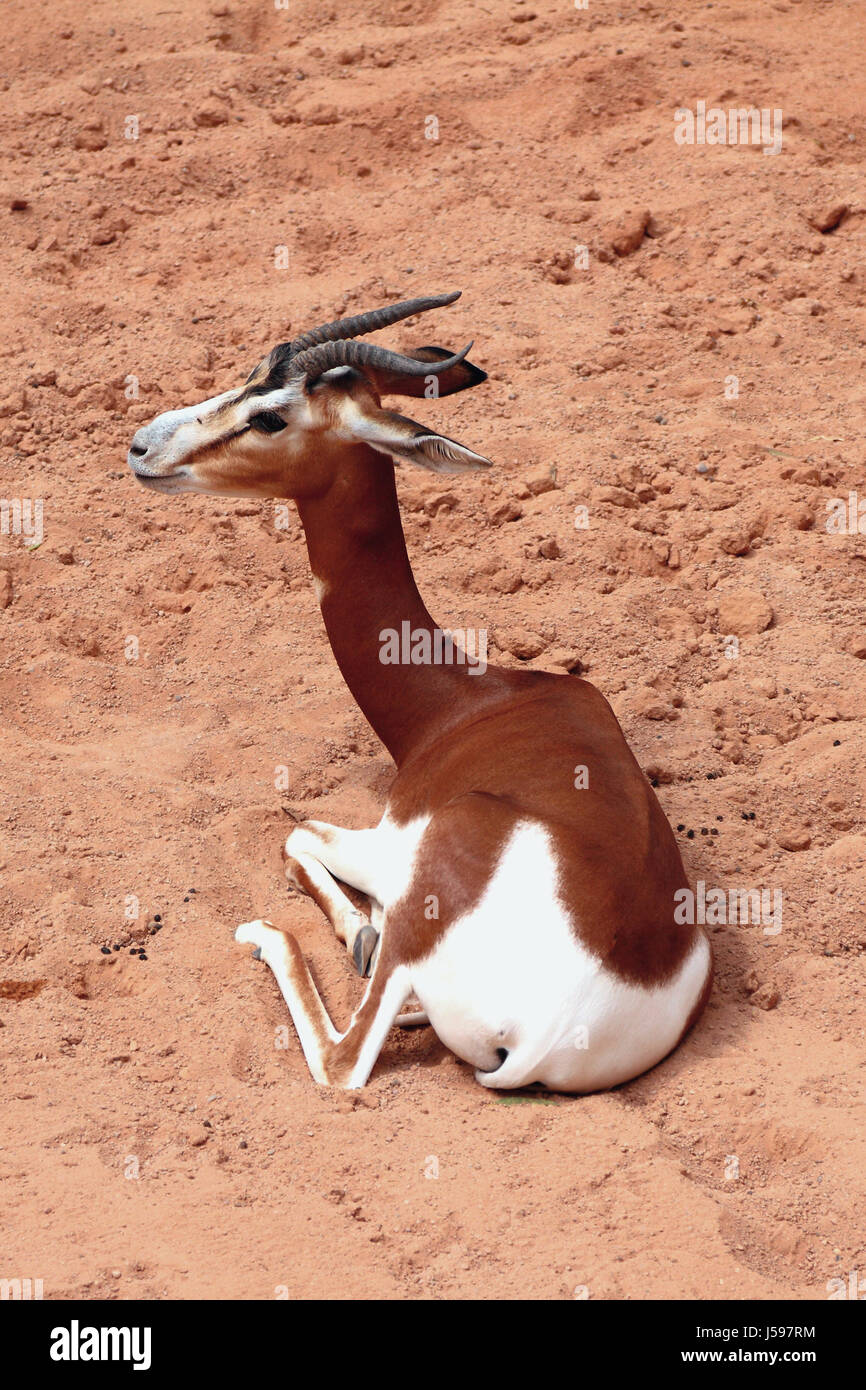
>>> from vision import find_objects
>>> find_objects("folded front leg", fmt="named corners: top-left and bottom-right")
top-left (235, 919), bottom-right (410, 1088)
top-left (284, 821), bottom-right (386, 974)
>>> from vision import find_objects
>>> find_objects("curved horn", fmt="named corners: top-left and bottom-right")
top-left (288, 291), bottom-right (461, 353)
top-left (288, 337), bottom-right (473, 383)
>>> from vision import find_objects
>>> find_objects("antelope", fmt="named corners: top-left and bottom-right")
top-left (127, 291), bottom-right (712, 1091)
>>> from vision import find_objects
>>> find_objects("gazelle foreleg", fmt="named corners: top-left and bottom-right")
top-left (235, 919), bottom-right (410, 1087)
top-left (283, 822), bottom-right (429, 1024)
top-left (284, 822), bottom-right (384, 974)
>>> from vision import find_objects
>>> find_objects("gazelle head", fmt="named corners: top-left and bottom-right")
top-left (127, 292), bottom-right (491, 500)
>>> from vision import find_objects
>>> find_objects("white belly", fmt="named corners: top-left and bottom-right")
top-left (407, 820), bottom-right (711, 1092)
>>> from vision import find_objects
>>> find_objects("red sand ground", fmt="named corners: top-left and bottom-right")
top-left (1, 0), bottom-right (865, 1300)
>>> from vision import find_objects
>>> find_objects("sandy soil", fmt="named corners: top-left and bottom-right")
top-left (1, 0), bottom-right (865, 1301)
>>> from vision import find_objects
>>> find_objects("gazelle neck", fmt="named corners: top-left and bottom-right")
top-left (296, 445), bottom-right (501, 766)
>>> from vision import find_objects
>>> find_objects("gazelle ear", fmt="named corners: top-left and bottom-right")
top-left (347, 404), bottom-right (492, 474)
top-left (362, 346), bottom-right (488, 399)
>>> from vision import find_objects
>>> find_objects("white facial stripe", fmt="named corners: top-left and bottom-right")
top-left (241, 382), bottom-right (305, 422)
top-left (135, 381), bottom-right (308, 470)
top-left (139, 388), bottom-right (239, 467)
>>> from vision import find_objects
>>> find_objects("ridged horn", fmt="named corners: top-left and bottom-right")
top-left (288, 337), bottom-right (473, 383)
top-left (288, 291), bottom-right (461, 354)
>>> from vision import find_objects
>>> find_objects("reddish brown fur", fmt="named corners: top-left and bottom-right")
top-left (131, 319), bottom-right (712, 1085)
top-left (296, 444), bottom-right (701, 990)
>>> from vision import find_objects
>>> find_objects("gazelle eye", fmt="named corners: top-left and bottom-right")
top-left (249, 410), bottom-right (287, 434)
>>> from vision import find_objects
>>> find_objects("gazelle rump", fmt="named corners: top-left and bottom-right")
top-left (127, 292), bottom-right (712, 1091)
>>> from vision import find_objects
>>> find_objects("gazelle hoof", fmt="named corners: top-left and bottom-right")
top-left (352, 924), bottom-right (379, 977)
top-left (235, 919), bottom-right (273, 953)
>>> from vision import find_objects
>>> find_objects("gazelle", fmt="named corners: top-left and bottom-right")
top-left (127, 292), bottom-right (712, 1091)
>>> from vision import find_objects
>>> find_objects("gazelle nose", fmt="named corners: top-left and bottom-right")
top-left (128, 429), bottom-right (155, 473)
